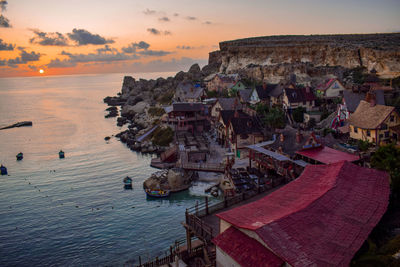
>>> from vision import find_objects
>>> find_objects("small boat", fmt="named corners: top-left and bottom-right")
top-left (123, 176), bottom-right (133, 189)
top-left (16, 152), bottom-right (23, 160)
top-left (59, 150), bottom-right (65, 159)
top-left (145, 188), bottom-right (170, 198)
top-left (0, 165), bottom-right (7, 175)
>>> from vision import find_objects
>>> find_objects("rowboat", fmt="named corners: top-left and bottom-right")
top-left (145, 189), bottom-right (170, 198)
top-left (59, 150), bottom-right (65, 159)
top-left (16, 152), bottom-right (23, 160)
top-left (123, 176), bottom-right (133, 189)
top-left (0, 165), bottom-right (7, 175)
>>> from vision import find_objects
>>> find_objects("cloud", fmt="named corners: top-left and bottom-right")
top-left (121, 41), bottom-right (150, 53)
top-left (0, 0), bottom-right (7, 12)
top-left (138, 50), bottom-right (171, 57)
top-left (29, 29), bottom-right (69, 46)
top-left (0, 38), bottom-right (14, 50)
top-left (47, 58), bottom-right (77, 68)
top-left (0, 14), bottom-right (11, 27)
top-left (203, 21), bottom-right (213, 25)
top-left (176, 45), bottom-right (194, 50)
top-left (96, 44), bottom-right (117, 53)
top-left (3, 48), bottom-right (42, 67)
top-left (173, 13), bottom-right (179, 17)
top-left (185, 16), bottom-right (197, 21)
top-left (159, 16), bottom-right (170, 22)
top-left (147, 28), bottom-right (171, 35)
top-left (143, 8), bottom-right (156, 15)
top-left (67, 28), bottom-right (114, 45)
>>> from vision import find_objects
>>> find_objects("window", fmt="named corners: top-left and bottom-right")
top-left (367, 130), bottom-right (371, 137)
top-left (354, 127), bottom-right (358, 133)
top-left (385, 131), bottom-right (389, 138)
top-left (390, 115), bottom-right (394, 122)
top-left (381, 124), bottom-right (388, 130)
top-left (379, 134), bottom-right (383, 139)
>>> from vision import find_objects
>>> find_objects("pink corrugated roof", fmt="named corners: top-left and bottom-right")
top-left (316, 78), bottom-right (336, 91)
top-left (212, 226), bottom-right (284, 267)
top-left (296, 146), bottom-right (359, 164)
top-left (216, 161), bottom-right (390, 266)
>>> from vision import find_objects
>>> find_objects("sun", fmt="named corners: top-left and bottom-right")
top-left (39, 69), bottom-right (44, 74)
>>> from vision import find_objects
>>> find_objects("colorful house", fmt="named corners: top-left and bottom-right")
top-left (315, 78), bottom-right (346, 98)
top-left (248, 83), bottom-right (281, 105)
top-left (163, 102), bottom-right (209, 133)
top-left (211, 97), bottom-right (242, 119)
top-left (282, 87), bottom-right (316, 111)
top-left (347, 100), bottom-right (400, 145)
top-left (207, 74), bottom-right (240, 92)
top-left (213, 161), bottom-right (390, 267)
top-left (229, 81), bottom-right (247, 96)
top-left (174, 81), bottom-right (205, 102)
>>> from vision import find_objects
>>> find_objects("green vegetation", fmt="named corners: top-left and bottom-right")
top-left (308, 118), bottom-right (317, 129)
top-left (151, 126), bottom-right (174, 147)
top-left (148, 107), bottom-right (165, 117)
top-left (255, 102), bottom-right (269, 116)
top-left (320, 108), bottom-right (331, 121)
top-left (357, 139), bottom-right (372, 152)
top-left (371, 144), bottom-right (400, 201)
top-left (263, 107), bottom-right (285, 129)
top-left (206, 90), bottom-right (218, 98)
top-left (292, 107), bottom-right (306, 123)
top-left (158, 90), bottom-right (174, 104)
top-left (345, 66), bottom-right (368, 85)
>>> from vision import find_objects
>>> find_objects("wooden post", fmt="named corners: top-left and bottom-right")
top-left (139, 256), bottom-right (142, 266)
top-left (205, 196), bottom-right (209, 215)
top-left (195, 201), bottom-right (198, 216)
top-left (224, 195), bottom-right (228, 208)
top-left (186, 227), bottom-right (192, 253)
top-left (249, 150), bottom-right (252, 168)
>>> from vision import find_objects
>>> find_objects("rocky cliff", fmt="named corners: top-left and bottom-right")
top-left (209, 33), bottom-right (400, 84)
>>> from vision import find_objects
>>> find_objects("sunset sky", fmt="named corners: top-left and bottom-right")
top-left (0, 0), bottom-right (399, 77)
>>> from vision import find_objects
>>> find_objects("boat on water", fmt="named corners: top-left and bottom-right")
top-left (123, 176), bottom-right (133, 189)
top-left (145, 189), bottom-right (170, 198)
top-left (16, 152), bottom-right (23, 160)
top-left (0, 165), bottom-right (7, 175)
top-left (59, 150), bottom-right (65, 159)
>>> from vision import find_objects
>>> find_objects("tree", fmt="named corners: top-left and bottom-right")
top-left (371, 144), bottom-right (400, 202)
top-left (263, 107), bottom-right (285, 129)
top-left (292, 107), bottom-right (306, 123)
top-left (255, 103), bottom-right (269, 117)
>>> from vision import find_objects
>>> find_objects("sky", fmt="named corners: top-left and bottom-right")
top-left (0, 0), bottom-right (399, 77)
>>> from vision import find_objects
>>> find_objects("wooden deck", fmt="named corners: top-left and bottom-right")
top-left (177, 161), bottom-right (225, 173)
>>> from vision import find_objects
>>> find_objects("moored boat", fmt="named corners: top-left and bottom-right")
top-left (16, 152), bottom-right (23, 160)
top-left (59, 150), bottom-right (65, 159)
top-left (0, 165), bottom-right (7, 175)
top-left (123, 176), bottom-right (133, 189)
top-left (145, 188), bottom-right (170, 198)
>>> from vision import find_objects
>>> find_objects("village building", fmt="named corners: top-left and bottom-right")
top-left (173, 81), bottom-right (205, 102)
top-left (268, 83), bottom-right (284, 106)
top-left (229, 81), bottom-right (248, 96)
top-left (213, 161), bottom-right (390, 267)
top-left (227, 114), bottom-right (264, 158)
top-left (211, 97), bottom-right (242, 120)
top-left (335, 90), bottom-right (385, 130)
top-left (282, 86), bottom-right (316, 111)
top-left (248, 83), bottom-right (272, 105)
top-left (207, 74), bottom-right (240, 92)
top-left (347, 100), bottom-right (400, 145)
top-left (163, 102), bottom-right (210, 133)
top-left (237, 89), bottom-right (252, 104)
top-left (295, 145), bottom-right (360, 165)
top-left (315, 78), bottom-right (346, 98)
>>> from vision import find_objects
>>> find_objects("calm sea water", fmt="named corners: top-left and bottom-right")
top-left (0, 73), bottom-right (218, 266)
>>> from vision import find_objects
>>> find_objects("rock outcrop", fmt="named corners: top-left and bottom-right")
top-left (143, 168), bottom-right (194, 192)
top-left (210, 33), bottom-right (400, 82)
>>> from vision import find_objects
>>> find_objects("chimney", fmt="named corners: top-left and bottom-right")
top-left (278, 146), bottom-right (283, 153)
top-left (263, 82), bottom-right (267, 90)
top-left (296, 131), bottom-right (303, 143)
top-left (365, 91), bottom-right (376, 107)
top-left (280, 133), bottom-right (284, 142)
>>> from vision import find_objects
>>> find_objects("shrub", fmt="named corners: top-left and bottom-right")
top-left (148, 107), bottom-right (165, 117)
top-left (292, 107), bottom-right (306, 123)
top-left (151, 127), bottom-right (174, 147)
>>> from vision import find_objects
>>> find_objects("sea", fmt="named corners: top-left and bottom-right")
top-left (0, 73), bottom-right (219, 266)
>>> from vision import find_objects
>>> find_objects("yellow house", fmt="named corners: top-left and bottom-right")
top-left (348, 100), bottom-right (400, 145)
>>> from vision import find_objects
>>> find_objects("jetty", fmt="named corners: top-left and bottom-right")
top-left (0, 121), bottom-right (32, 130)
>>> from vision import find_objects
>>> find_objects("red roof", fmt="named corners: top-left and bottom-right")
top-left (316, 78), bottom-right (337, 91)
top-left (296, 146), bottom-right (359, 164)
top-left (216, 161), bottom-right (390, 266)
top-left (212, 226), bottom-right (284, 267)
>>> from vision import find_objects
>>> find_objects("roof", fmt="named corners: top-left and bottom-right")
top-left (347, 100), bottom-right (395, 129)
top-left (212, 226), bottom-right (284, 267)
top-left (343, 90), bottom-right (366, 113)
top-left (284, 87), bottom-right (316, 103)
top-left (296, 146), bottom-right (359, 164)
top-left (215, 73), bottom-right (239, 83)
top-left (247, 144), bottom-right (290, 161)
top-left (216, 161), bottom-right (390, 267)
top-left (315, 78), bottom-right (343, 91)
top-left (255, 84), bottom-right (274, 100)
top-left (172, 102), bottom-right (204, 112)
top-left (217, 97), bottom-right (242, 111)
top-left (238, 89), bottom-right (253, 103)
top-left (230, 116), bottom-right (262, 136)
top-left (268, 126), bottom-right (315, 156)
top-left (220, 110), bottom-right (246, 125)
top-left (175, 82), bottom-right (204, 101)
top-left (267, 84), bottom-right (284, 98)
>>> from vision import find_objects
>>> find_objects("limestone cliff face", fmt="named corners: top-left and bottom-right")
top-left (209, 34), bottom-right (400, 82)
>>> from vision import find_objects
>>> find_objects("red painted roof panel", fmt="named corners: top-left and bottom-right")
top-left (212, 226), bottom-right (284, 267)
top-left (216, 161), bottom-right (390, 267)
top-left (296, 146), bottom-right (359, 164)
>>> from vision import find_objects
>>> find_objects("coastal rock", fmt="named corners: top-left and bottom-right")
top-left (143, 169), bottom-right (194, 192)
top-left (121, 76), bottom-right (136, 96)
top-left (188, 63), bottom-right (201, 74)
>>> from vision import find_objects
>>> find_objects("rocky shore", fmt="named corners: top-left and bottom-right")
top-left (143, 168), bottom-right (196, 192)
